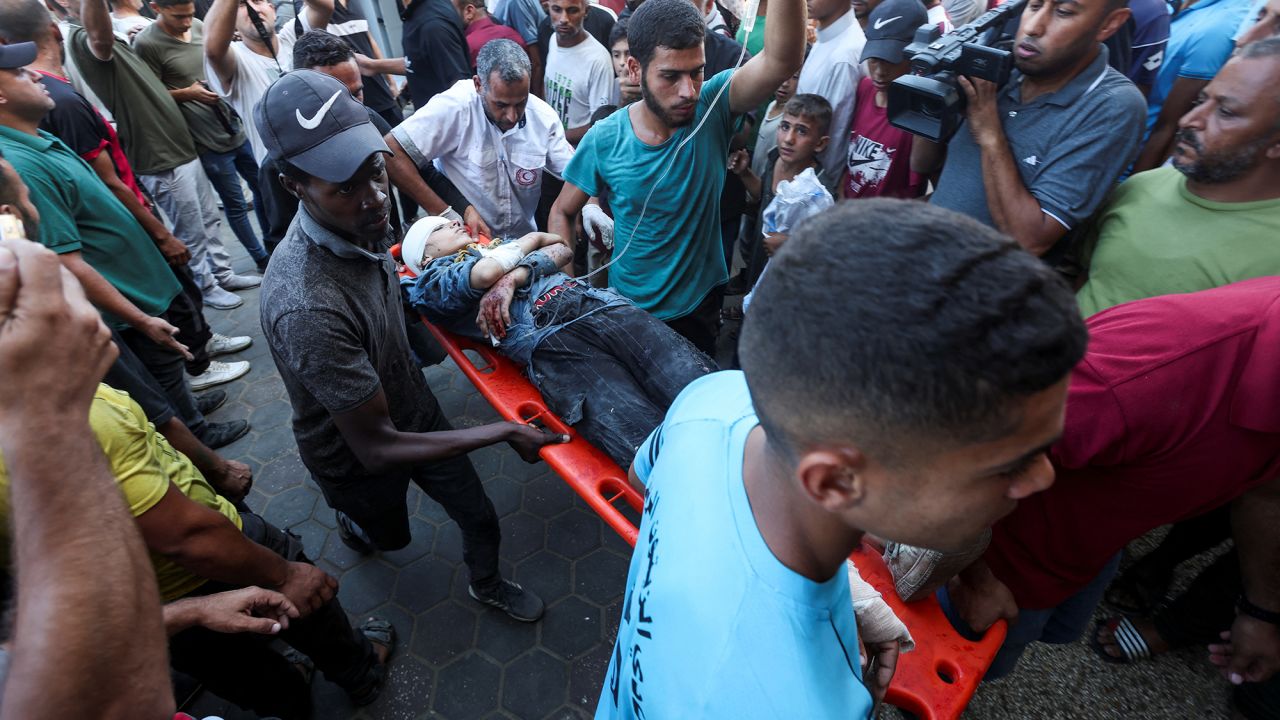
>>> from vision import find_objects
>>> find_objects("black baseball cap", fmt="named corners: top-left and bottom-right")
top-left (0, 43), bottom-right (37, 70)
top-left (254, 69), bottom-right (390, 183)
top-left (861, 0), bottom-right (930, 64)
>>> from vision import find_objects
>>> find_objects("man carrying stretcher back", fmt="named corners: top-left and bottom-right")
top-left (399, 215), bottom-right (715, 468)
top-left (598, 198), bottom-right (1088, 718)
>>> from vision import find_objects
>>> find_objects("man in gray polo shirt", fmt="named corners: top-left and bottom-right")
top-left (914, 0), bottom-right (1146, 258)
top-left (257, 70), bottom-right (566, 623)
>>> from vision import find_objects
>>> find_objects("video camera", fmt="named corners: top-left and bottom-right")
top-left (887, 0), bottom-right (1027, 142)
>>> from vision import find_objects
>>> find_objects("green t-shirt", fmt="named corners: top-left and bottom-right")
top-left (67, 24), bottom-right (197, 175)
top-left (563, 69), bottom-right (738, 320)
top-left (134, 19), bottom-right (246, 155)
top-left (0, 126), bottom-right (180, 327)
top-left (1077, 166), bottom-right (1280, 318)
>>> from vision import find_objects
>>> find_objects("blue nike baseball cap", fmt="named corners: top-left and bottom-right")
top-left (255, 69), bottom-right (390, 183)
top-left (861, 0), bottom-right (930, 64)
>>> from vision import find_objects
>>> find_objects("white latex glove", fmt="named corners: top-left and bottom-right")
top-left (581, 203), bottom-right (615, 250)
top-left (440, 207), bottom-right (464, 225)
top-left (848, 560), bottom-right (915, 651)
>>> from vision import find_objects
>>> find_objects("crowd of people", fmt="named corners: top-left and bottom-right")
top-left (0, 0), bottom-right (1277, 716)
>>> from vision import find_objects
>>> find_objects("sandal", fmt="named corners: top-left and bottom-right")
top-left (1091, 616), bottom-right (1153, 664)
top-left (279, 644), bottom-right (315, 685)
top-left (348, 617), bottom-right (397, 707)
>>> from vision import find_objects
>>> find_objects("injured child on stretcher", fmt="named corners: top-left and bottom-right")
top-left (397, 216), bottom-right (716, 468)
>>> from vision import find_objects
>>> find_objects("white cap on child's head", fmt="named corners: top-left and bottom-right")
top-left (401, 215), bottom-right (455, 276)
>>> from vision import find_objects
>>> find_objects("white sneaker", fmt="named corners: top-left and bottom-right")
top-left (220, 274), bottom-right (263, 291)
top-left (189, 360), bottom-right (251, 391)
top-left (203, 286), bottom-right (244, 310)
top-left (207, 332), bottom-right (252, 357)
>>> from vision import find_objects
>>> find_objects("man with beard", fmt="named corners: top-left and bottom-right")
top-left (914, 0), bottom-right (1146, 258)
top-left (547, 0), bottom-right (806, 356)
top-left (385, 39), bottom-right (574, 240)
top-left (1075, 38), bottom-right (1280, 319)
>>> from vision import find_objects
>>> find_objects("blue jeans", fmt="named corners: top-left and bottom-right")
top-left (199, 140), bottom-right (269, 265)
top-left (938, 553), bottom-right (1122, 680)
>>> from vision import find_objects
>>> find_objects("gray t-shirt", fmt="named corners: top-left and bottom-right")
top-left (260, 208), bottom-right (436, 482)
top-left (929, 46), bottom-right (1146, 242)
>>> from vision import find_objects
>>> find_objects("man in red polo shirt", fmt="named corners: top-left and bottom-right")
top-left (941, 276), bottom-right (1280, 684)
top-left (457, 0), bottom-right (531, 69)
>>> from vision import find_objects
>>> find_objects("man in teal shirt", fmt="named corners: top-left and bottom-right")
top-left (548, 0), bottom-right (806, 354)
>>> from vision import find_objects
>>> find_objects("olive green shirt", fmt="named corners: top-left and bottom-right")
top-left (67, 24), bottom-right (197, 175)
top-left (133, 19), bottom-right (245, 155)
top-left (0, 126), bottom-right (180, 327)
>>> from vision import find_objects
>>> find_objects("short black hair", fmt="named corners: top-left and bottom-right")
top-left (740, 199), bottom-right (1086, 466)
top-left (589, 104), bottom-right (618, 124)
top-left (0, 0), bottom-right (53, 44)
top-left (292, 30), bottom-right (355, 69)
top-left (607, 18), bottom-right (628, 48)
top-left (151, 0), bottom-right (193, 9)
top-left (627, 0), bottom-right (703, 69)
top-left (783, 93), bottom-right (832, 136)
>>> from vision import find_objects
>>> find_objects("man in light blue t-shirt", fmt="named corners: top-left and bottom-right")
top-left (1132, 0), bottom-right (1251, 172)
top-left (598, 199), bottom-right (1088, 719)
top-left (548, 0), bottom-right (806, 355)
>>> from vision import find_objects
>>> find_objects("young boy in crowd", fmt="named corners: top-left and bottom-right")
top-left (841, 0), bottom-right (927, 200)
top-left (729, 93), bottom-right (831, 285)
top-left (607, 20), bottom-right (639, 105)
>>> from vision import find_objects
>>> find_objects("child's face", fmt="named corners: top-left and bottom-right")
top-left (420, 220), bottom-right (473, 266)
top-left (775, 71), bottom-right (799, 104)
top-left (867, 57), bottom-right (912, 91)
top-left (775, 112), bottom-right (829, 164)
top-left (610, 39), bottom-right (630, 79)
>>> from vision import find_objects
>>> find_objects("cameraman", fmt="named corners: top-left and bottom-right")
top-left (912, 0), bottom-right (1146, 257)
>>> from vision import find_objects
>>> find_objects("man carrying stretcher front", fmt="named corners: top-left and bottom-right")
top-left (400, 215), bottom-right (715, 468)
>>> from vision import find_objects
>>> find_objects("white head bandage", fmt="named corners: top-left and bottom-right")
top-left (401, 215), bottom-right (453, 276)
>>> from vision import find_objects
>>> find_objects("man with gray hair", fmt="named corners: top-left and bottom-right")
top-left (385, 38), bottom-right (573, 239)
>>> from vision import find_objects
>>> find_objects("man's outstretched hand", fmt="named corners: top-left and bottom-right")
top-left (1209, 616), bottom-right (1280, 685)
top-left (0, 239), bottom-right (116, 429)
top-left (182, 587), bottom-right (300, 635)
top-left (505, 423), bottom-right (570, 463)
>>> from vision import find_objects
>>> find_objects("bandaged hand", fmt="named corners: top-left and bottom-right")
top-left (480, 241), bottom-right (527, 273)
top-left (848, 560), bottom-right (915, 651)
top-left (582, 203), bottom-right (614, 250)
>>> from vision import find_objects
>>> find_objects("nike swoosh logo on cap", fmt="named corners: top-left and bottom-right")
top-left (873, 15), bottom-right (903, 29)
top-left (295, 89), bottom-right (343, 130)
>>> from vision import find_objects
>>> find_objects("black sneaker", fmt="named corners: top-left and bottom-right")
top-left (469, 579), bottom-right (545, 622)
top-left (336, 511), bottom-right (377, 554)
top-left (198, 420), bottom-right (250, 449)
top-left (195, 389), bottom-right (228, 417)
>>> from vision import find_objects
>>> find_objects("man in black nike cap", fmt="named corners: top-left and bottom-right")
top-left (256, 70), bottom-right (565, 624)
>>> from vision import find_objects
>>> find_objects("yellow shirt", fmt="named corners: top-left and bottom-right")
top-left (0, 384), bottom-right (242, 601)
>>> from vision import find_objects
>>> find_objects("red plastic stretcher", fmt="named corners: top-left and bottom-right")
top-left (421, 319), bottom-right (1007, 720)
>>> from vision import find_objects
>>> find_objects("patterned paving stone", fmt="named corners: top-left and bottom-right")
top-left (539, 595), bottom-right (603, 661)
top-left (433, 653), bottom-right (501, 719)
top-left (501, 649), bottom-right (568, 718)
